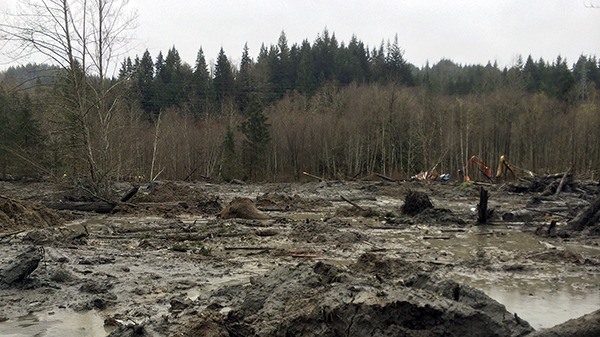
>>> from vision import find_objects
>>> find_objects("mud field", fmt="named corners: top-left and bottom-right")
top-left (0, 178), bottom-right (599, 337)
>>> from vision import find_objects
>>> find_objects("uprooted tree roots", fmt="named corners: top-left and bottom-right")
top-left (401, 190), bottom-right (433, 216)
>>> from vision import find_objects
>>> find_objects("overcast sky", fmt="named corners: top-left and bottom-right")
top-left (1, 0), bottom-right (600, 71)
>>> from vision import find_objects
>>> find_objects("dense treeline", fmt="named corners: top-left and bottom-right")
top-left (1, 30), bottom-right (599, 182)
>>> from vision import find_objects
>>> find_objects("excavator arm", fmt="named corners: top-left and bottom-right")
top-left (465, 155), bottom-right (492, 182)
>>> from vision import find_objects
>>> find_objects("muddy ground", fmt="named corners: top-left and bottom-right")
top-left (0, 178), bottom-right (598, 336)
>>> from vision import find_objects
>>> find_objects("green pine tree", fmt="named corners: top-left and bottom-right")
top-left (239, 95), bottom-right (271, 180)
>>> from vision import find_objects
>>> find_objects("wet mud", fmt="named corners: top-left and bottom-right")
top-left (0, 179), bottom-right (598, 336)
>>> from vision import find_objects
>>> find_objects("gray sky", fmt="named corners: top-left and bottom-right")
top-left (129, 0), bottom-right (599, 69)
top-left (1, 0), bottom-right (600, 71)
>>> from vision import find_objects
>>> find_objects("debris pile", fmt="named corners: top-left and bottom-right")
top-left (0, 195), bottom-right (63, 232)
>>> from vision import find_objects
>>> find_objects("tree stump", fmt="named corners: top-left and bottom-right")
top-left (477, 187), bottom-right (489, 224)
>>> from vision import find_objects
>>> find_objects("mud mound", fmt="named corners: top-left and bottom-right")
top-left (290, 220), bottom-right (366, 244)
top-left (256, 193), bottom-right (331, 211)
top-left (414, 207), bottom-right (467, 225)
top-left (0, 196), bottom-right (63, 232)
top-left (352, 252), bottom-right (427, 279)
top-left (218, 198), bottom-right (269, 220)
top-left (527, 249), bottom-right (593, 265)
top-left (119, 181), bottom-right (222, 216)
top-left (187, 257), bottom-right (533, 337)
top-left (334, 206), bottom-right (378, 217)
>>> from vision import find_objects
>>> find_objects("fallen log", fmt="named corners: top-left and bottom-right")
top-left (120, 186), bottom-right (139, 202)
top-left (374, 172), bottom-right (396, 182)
top-left (340, 194), bottom-right (364, 211)
top-left (567, 194), bottom-right (600, 231)
top-left (302, 171), bottom-right (325, 182)
top-left (422, 236), bottom-right (452, 240)
top-left (224, 246), bottom-right (276, 251)
top-left (554, 170), bottom-right (571, 196)
top-left (43, 201), bottom-right (115, 213)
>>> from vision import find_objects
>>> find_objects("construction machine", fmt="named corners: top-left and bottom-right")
top-left (463, 155), bottom-right (534, 183)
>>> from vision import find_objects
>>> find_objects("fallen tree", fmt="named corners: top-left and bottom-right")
top-left (567, 194), bottom-right (600, 232)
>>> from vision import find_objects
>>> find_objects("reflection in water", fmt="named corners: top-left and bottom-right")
top-left (478, 285), bottom-right (600, 330)
top-left (0, 310), bottom-right (108, 337)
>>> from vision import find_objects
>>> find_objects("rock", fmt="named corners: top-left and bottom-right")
top-left (0, 246), bottom-right (43, 285)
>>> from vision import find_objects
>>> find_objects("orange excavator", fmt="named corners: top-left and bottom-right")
top-left (463, 155), bottom-right (534, 183)
top-left (464, 155), bottom-right (493, 182)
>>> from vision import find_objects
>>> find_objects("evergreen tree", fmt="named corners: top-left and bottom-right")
top-left (237, 43), bottom-right (254, 112)
top-left (385, 34), bottom-right (413, 85)
top-left (296, 39), bottom-right (317, 94)
top-left (522, 55), bottom-right (540, 92)
top-left (313, 29), bottom-right (337, 86)
top-left (213, 48), bottom-right (235, 105)
top-left (191, 47), bottom-right (214, 116)
top-left (239, 95), bottom-right (271, 180)
top-left (0, 89), bottom-right (44, 178)
top-left (551, 56), bottom-right (575, 102)
top-left (272, 31), bottom-right (292, 97)
top-left (220, 125), bottom-right (239, 180)
top-left (136, 50), bottom-right (156, 116)
top-left (347, 35), bottom-right (370, 83)
top-left (370, 42), bottom-right (386, 83)
top-left (254, 43), bottom-right (275, 103)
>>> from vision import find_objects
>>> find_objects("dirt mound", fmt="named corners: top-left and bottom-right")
top-left (527, 249), bottom-right (595, 265)
top-left (218, 198), bottom-right (269, 220)
top-left (352, 252), bottom-right (427, 279)
top-left (181, 256), bottom-right (533, 337)
top-left (334, 206), bottom-right (377, 217)
top-left (118, 181), bottom-right (222, 216)
top-left (256, 193), bottom-right (331, 211)
top-left (0, 196), bottom-right (63, 232)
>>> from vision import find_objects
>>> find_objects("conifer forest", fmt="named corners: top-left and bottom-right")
top-left (1, 26), bottom-right (599, 185)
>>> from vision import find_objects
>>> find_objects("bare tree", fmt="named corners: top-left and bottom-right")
top-left (1, 0), bottom-right (137, 196)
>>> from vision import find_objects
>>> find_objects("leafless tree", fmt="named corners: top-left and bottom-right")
top-left (0, 0), bottom-right (137, 196)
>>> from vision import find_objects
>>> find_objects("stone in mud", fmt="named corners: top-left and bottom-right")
top-left (0, 246), bottom-right (43, 285)
top-left (218, 197), bottom-right (269, 220)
